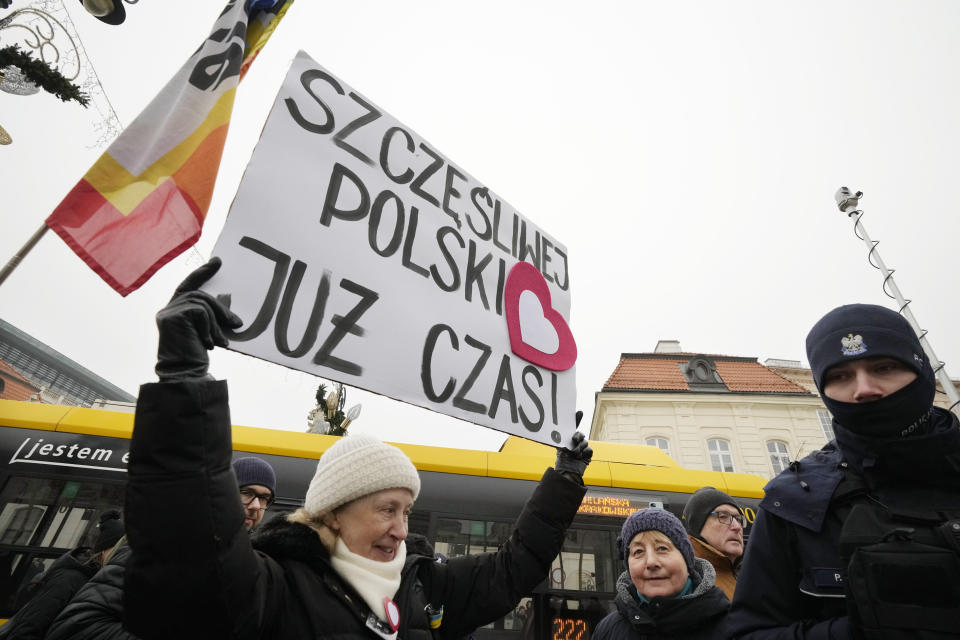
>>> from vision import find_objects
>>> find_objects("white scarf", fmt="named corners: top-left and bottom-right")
top-left (330, 538), bottom-right (405, 622)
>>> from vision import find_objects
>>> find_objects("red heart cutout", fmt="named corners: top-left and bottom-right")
top-left (504, 261), bottom-right (577, 371)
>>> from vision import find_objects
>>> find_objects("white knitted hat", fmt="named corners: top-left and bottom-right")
top-left (304, 434), bottom-right (421, 516)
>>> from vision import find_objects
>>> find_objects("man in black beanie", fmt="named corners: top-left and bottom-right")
top-left (682, 487), bottom-right (744, 599)
top-left (232, 456), bottom-right (277, 531)
top-left (728, 303), bottom-right (960, 639)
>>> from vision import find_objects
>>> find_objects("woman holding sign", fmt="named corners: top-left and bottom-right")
top-left (121, 258), bottom-right (592, 640)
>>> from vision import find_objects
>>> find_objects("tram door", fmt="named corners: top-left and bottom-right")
top-left (426, 516), bottom-right (619, 639)
top-left (536, 525), bottom-right (618, 640)
top-left (429, 516), bottom-right (620, 639)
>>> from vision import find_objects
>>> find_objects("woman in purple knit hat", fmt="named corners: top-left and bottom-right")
top-left (593, 508), bottom-right (729, 640)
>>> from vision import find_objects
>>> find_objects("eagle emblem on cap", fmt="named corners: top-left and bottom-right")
top-left (841, 333), bottom-right (867, 356)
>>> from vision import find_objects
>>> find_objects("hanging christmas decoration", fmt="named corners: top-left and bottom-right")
top-left (306, 382), bottom-right (361, 437)
top-left (0, 44), bottom-right (87, 104)
top-left (0, 63), bottom-right (40, 95)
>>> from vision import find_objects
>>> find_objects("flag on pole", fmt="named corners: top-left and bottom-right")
top-left (46, 0), bottom-right (294, 296)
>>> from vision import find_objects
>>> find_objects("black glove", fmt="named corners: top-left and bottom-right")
top-left (555, 430), bottom-right (593, 481)
top-left (155, 257), bottom-right (243, 382)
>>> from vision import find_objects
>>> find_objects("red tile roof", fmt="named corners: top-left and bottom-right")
top-left (715, 361), bottom-right (810, 393)
top-left (603, 354), bottom-right (811, 395)
top-left (0, 358), bottom-right (40, 402)
top-left (605, 358), bottom-right (689, 390)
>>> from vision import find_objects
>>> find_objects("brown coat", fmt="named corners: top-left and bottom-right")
top-left (689, 536), bottom-right (739, 599)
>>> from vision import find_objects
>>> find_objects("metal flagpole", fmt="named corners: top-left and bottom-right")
top-left (0, 224), bottom-right (49, 290)
top-left (834, 187), bottom-right (960, 414)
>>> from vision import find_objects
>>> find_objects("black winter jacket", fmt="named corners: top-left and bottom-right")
top-left (123, 380), bottom-right (587, 640)
top-left (728, 408), bottom-right (960, 639)
top-left (45, 540), bottom-right (138, 640)
top-left (592, 558), bottom-right (730, 640)
top-left (0, 547), bottom-right (96, 640)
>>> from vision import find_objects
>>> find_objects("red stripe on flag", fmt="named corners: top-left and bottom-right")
top-left (47, 179), bottom-right (203, 296)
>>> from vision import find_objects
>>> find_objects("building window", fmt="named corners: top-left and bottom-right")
top-left (645, 437), bottom-right (671, 457)
top-left (817, 409), bottom-right (835, 442)
top-left (767, 440), bottom-right (791, 475)
top-left (707, 439), bottom-right (734, 472)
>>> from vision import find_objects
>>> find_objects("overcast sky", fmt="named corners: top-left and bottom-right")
top-left (2, 1), bottom-right (958, 450)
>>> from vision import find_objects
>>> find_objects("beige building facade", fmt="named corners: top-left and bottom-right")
top-left (590, 341), bottom-right (960, 480)
top-left (590, 343), bottom-right (832, 480)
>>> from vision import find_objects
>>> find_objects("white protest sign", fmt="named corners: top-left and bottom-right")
top-left (204, 50), bottom-right (577, 447)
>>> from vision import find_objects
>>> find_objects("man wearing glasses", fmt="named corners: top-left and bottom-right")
top-left (233, 457), bottom-right (277, 531)
top-left (681, 487), bottom-right (745, 599)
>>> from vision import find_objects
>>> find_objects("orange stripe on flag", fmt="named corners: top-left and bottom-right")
top-left (84, 90), bottom-right (238, 216)
top-left (172, 123), bottom-right (230, 217)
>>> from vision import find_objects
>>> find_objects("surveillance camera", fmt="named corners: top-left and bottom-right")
top-left (835, 187), bottom-right (862, 213)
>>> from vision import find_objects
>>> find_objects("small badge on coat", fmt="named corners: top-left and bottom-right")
top-left (812, 567), bottom-right (845, 588)
top-left (384, 597), bottom-right (400, 632)
top-left (426, 603), bottom-right (444, 629)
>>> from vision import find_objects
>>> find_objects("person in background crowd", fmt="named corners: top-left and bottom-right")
top-left (232, 456), bottom-right (278, 531)
top-left (681, 487), bottom-right (745, 599)
top-left (0, 510), bottom-right (124, 640)
top-left (120, 258), bottom-right (593, 639)
top-left (45, 456), bottom-right (278, 640)
top-left (728, 303), bottom-right (960, 638)
top-left (593, 508), bottom-right (729, 640)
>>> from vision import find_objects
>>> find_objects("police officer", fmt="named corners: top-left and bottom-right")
top-left (727, 303), bottom-right (960, 639)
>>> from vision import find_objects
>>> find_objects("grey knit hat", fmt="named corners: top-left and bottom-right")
top-left (304, 434), bottom-right (421, 517)
top-left (617, 508), bottom-right (696, 576)
top-left (233, 457), bottom-right (277, 495)
top-left (681, 487), bottom-right (742, 537)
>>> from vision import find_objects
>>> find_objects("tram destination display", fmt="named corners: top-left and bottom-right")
top-left (204, 51), bottom-right (577, 446)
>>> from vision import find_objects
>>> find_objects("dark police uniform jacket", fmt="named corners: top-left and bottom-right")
top-left (727, 407), bottom-right (960, 639)
top-left (122, 380), bottom-right (586, 639)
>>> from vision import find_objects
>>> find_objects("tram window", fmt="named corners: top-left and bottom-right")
top-left (470, 596), bottom-right (534, 638)
top-left (0, 475), bottom-right (124, 616)
top-left (502, 596), bottom-right (533, 632)
top-left (549, 528), bottom-right (617, 593)
top-left (0, 552), bottom-right (56, 613)
top-left (408, 510), bottom-right (430, 538)
top-left (433, 518), bottom-right (527, 638)
top-left (0, 505), bottom-right (45, 546)
top-left (433, 518), bottom-right (512, 557)
top-left (0, 476), bottom-right (123, 550)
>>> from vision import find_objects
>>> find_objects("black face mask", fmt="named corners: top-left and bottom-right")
top-left (822, 374), bottom-right (936, 438)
